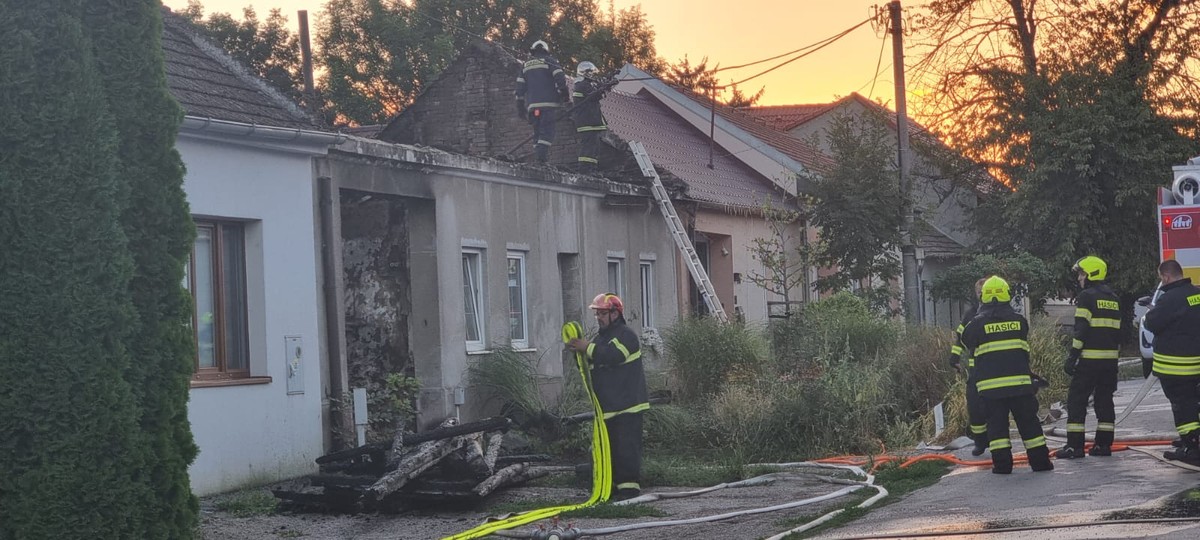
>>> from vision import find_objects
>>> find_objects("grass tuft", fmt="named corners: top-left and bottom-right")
top-left (214, 491), bottom-right (277, 518)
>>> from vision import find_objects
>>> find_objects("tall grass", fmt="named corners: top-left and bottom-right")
top-left (663, 317), bottom-right (768, 402)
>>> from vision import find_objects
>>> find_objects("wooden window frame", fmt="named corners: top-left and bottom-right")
top-left (188, 220), bottom-right (251, 382)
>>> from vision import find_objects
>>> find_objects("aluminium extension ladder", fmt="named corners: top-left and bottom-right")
top-left (628, 140), bottom-right (728, 323)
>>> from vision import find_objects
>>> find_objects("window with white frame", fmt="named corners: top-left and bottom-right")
top-left (607, 258), bottom-right (624, 298)
top-left (186, 220), bottom-right (249, 380)
top-left (507, 252), bottom-right (528, 348)
top-left (462, 249), bottom-right (486, 350)
top-left (640, 260), bottom-right (655, 327)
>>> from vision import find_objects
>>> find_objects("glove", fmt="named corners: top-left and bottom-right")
top-left (515, 99), bottom-right (526, 118)
top-left (1062, 356), bottom-right (1077, 377)
top-left (947, 354), bottom-right (961, 372)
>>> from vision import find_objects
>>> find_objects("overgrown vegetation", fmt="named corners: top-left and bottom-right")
top-left (475, 293), bottom-right (1069, 471)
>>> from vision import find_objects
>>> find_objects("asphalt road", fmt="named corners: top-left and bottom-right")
top-left (824, 378), bottom-right (1200, 540)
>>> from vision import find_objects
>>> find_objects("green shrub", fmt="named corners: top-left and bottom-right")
top-left (663, 317), bottom-right (767, 402)
top-left (771, 293), bottom-right (901, 376)
top-left (85, 3), bottom-right (200, 536)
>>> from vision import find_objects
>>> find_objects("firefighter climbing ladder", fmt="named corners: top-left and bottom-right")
top-left (628, 140), bottom-right (729, 323)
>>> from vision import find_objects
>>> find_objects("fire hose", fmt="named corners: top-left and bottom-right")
top-left (441, 322), bottom-right (612, 539)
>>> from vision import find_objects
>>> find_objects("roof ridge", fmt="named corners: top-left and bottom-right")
top-left (162, 7), bottom-right (317, 127)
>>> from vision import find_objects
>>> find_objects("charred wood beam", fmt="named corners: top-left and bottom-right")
top-left (316, 416), bottom-right (511, 464)
top-left (366, 435), bottom-right (473, 499)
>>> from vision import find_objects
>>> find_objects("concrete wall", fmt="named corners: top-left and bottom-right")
top-left (322, 144), bottom-right (679, 427)
top-left (178, 135), bottom-right (326, 496)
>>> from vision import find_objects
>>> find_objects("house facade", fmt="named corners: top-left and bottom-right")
top-left (162, 11), bottom-right (343, 495)
top-left (742, 94), bottom-right (982, 325)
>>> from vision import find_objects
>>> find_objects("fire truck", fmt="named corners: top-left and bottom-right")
top-left (1137, 157), bottom-right (1200, 359)
top-left (1158, 157), bottom-right (1200, 280)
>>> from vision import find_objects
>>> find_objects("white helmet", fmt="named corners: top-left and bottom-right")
top-left (530, 40), bottom-right (549, 53)
top-left (577, 61), bottom-right (597, 77)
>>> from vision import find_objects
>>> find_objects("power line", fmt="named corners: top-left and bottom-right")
top-left (724, 17), bottom-right (873, 88)
top-left (713, 16), bottom-right (874, 73)
top-left (867, 31), bottom-right (888, 100)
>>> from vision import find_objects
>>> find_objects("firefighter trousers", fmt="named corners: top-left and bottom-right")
top-left (1065, 367), bottom-right (1117, 448)
top-left (1160, 375), bottom-right (1200, 437)
top-left (577, 129), bottom-right (604, 170)
top-left (984, 393), bottom-right (1052, 473)
top-left (965, 371), bottom-right (988, 445)
top-left (605, 411), bottom-right (643, 492)
top-left (529, 107), bottom-right (557, 162)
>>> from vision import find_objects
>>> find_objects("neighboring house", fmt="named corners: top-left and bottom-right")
top-left (162, 10), bottom-right (342, 495)
top-left (742, 93), bottom-right (982, 325)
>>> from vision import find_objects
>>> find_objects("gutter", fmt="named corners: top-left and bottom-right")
top-left (181, 116), bottom-right (346, 152)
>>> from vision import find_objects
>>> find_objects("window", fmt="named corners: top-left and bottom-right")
top-left (507, 252), bottom-right (528, 348)
top-left (186, 220), bottom-right (249, 380)
top-left (640, 261), bottom-right (655, 327)
top-left (607, 258), bottom-right (624, 298)
top-left (462, 249), bottom-right (486, 350)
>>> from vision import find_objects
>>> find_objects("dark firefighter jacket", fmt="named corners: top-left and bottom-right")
top-left (571, 78), bottom-right (607, 132)
top-left (1144, 277), bottom-right (1200, 378)
top-left (1071, 283), bottom-right (1122, 369)
top-left (585, 317), bottom-right (649, 418)
top-left (948, 304), bottom-right (978, 369)
top-left (962, 303), bottom-right (1035, 399)
top-left (515, 54), bottom-right (568, 111)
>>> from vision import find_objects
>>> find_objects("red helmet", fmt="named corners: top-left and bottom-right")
top-left (588, 293), bottom-right (624, 314)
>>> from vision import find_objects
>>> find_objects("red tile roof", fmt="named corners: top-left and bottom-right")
top-left (671, 87), bottom-right (834, 175)
top-left (602, 90), bottom-right (794, 211)
top-left (738, 103), bottom-right (837, 132)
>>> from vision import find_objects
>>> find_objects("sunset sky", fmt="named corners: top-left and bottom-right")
top-left (165, 0), bottom-right (904, 106)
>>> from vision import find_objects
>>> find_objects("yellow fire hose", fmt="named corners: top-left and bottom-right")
top-left (441, 322), bottom-right (612, 540)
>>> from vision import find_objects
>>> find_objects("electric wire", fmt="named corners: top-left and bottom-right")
top-left (713, 16), bottom-right (873, 73)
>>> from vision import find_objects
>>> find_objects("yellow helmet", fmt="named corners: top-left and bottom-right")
top-left (1073, 255), bottom-right (1107, 281)
top-left (981, 275), bottom-right (1011, 304)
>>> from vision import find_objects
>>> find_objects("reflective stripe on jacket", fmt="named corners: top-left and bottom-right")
top-left (962, 303), bottom-right (1034, 398)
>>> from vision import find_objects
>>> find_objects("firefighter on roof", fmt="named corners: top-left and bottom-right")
top-left (514, 40), bottom-right (569, 163)
top-left (566, 293), bottom-right (649, 500)
top-left (961, 276), bottom-right (1054, 474)
top-left (571, 61), bottom-right (609, 172)
top-left (1058, 256), bottom-right (1122, 459)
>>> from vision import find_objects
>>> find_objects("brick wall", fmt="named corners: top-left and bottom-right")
top-left (381, 41), bottom-right (583, 168)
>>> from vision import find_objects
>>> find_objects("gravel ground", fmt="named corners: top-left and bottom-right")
top-left (198, 473), bottom-right (857, 540)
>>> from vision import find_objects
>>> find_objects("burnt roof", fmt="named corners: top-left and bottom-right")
top-left (160, 8), bottom-right (321, 130)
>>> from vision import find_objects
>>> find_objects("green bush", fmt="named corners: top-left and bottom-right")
top-left (84, 3), bottom-right (200, 536)
top-left (663, 317), bottom-right (767, 402)
top-left (771, 293), bottom-right (901, 376)
top-left (0, 4), bottom-right (148, 538)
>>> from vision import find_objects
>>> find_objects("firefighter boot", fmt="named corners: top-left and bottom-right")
top-left (534, 144), bottom-right (550, 163)
top-left (1088, 445), bottom-right (1112, 457)
top-left (1028, 446), bottom-right (1054, 472)
top-left (1163, 434), bottom-right (1200, 465)
top-left (971, 432), bottom-right (988, 457)
top-left (1056, 445), bottom-right (1086, 459)
top-left (991, 448), bottom-right (1013, 475)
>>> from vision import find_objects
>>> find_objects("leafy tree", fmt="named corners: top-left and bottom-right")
top-left (85, 1), bottom-right (199, 536)
top-left (0, 2), bottom-right (144, 536)
top-left (928, 252), bottom-right (1058, 312)
top-left (803, 112), bottom-right (903, 314)
top-left (662, 54), bottom-right (765, 107)
top-left (182, 1), bottom-right (303, 100)
top-left (318, 0), bottom-right (667, 125)
top-left (745, 200), bottom-right (818, 318)
top-left (914, 0), bottom-right (1200, 298)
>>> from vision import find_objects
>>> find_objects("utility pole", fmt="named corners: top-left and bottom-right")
top-left (888, 0), bottom-right (921, 323)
